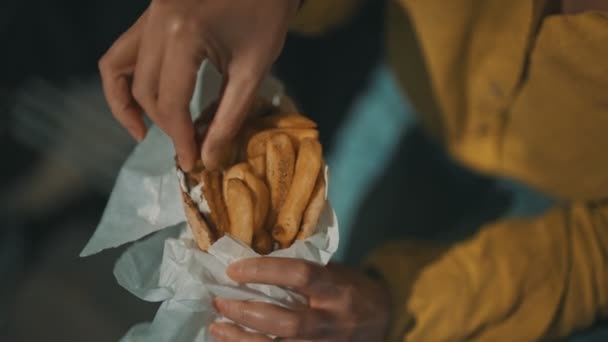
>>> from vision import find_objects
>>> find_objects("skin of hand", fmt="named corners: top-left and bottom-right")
top-left (98, 0), bottom-right (301, 171)
top-left (210, 258), bottom-right (391, 342)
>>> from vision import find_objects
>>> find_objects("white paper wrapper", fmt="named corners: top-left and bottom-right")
top-left (81, 62), bottom-right (339, 342)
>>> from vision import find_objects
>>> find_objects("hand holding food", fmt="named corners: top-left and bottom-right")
top-left (179, 99), bottom-right (326, 254)
top-left (98, 0), bottom-right (301, 171)
top-left (211, 258), bottom-right (391, 341)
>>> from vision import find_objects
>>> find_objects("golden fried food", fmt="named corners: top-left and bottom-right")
top-left (225, 179), bottom-right (255, 246)
top-left (181, 190), bottom-right (216, 251)
top-left (223, 163), bottom-right (253, 197)
top-left (247, 128), bottom-right (319, 159)
top-left (265, 133), bottom-right (296, 228)
top-left (252, 229), bottom-right (273, 255)
top-left (180, 97), bottom-right (327, 254)
top-left (273, 138), bottom-right (322, 247)
top-left (296, 167), bottom-right (326, 241)
top-left (249, 155), bottom-right (266, 179)
top-left (224, 164), bottom-right (269, 233)
top-left (255, 113), bottom-right (317, 129)
top-left (201, 170), bottom-right (230, 236)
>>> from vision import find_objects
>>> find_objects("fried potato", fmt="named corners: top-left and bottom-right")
top-left (224, 164), bottom-right (269, 233)
top-left (255, 113), bottom-right (317, 129)
top-left (181, 190), bottom-right (215, 251)
top-left (245, 173), bottom-right (270, 233)
top-left (252, 229), bottom-right (273, 255)
top-left (296, 167), bottom-right (326, 241)
top-left (265, 133), bottom-right (296, 229)
top-left (201, 170), bottom-right (230, 236)
top-left (226, 179), bottom-right (254, 246)
top-left (180, 98), bottom-right (326, 253)
top-left (225, 164), bottom-right (272, 252)
top-left (249, 155), bottom-right (266, 179)
top-left (247, 128), bottom-right (319, 159)
top-left (223, 163), bottom-right (253, 197)
top-left (273, 138), bottom-right (322, 248)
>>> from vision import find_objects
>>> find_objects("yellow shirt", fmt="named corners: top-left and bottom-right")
top-left (292, 1), bottom-right (608, 341)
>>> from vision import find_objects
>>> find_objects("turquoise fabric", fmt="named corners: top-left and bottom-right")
top-left (327, 65), bottom-right (415, 260)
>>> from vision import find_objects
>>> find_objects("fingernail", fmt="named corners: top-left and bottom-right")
top-left (213, 298), bottom-right (225, 312)
top-left (134, 130), bottom-right (146, 142)
top-left (202, 154), bottom-right (218, 171)
top-left (178, 154), bottom-right (193, 172)
top-left (209, 323), bottom-right (225, 339)
top-left (226, 262), bottom-right (244, 277)
top-left (127, 127), bottom-right (145, 143)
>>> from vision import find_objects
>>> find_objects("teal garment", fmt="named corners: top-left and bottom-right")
top-left (327, 65), bottom-right (415, 260)
top-left (326, 63), bottom-right (606, 341)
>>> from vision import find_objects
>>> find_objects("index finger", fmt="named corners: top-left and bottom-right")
top-left (201, 58), bottom-right (265, 170)
top-left (227, 257), bottom-right (334, 297)
top-left (99, 13), bottom-right (147, 142)
top-left (157, 33), bottom-right (205, 171)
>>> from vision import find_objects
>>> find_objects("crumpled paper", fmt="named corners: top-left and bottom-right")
top-left (80, 62), bottom-right (340, 342)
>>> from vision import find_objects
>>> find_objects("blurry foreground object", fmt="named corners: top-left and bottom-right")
top-left (1, 77), bottom-right (143, 340)
top-left (2, 78), bottom-right (135, 219)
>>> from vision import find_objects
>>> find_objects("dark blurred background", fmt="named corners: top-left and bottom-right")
top-left (1, 1), bottom-right (606, 341)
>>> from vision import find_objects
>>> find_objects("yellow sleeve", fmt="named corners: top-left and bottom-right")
top-left (289, 0), bottom-right (363, 35)
top-left (365, 201), bottom-right (608, 341)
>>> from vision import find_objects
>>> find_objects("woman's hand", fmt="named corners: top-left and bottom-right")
top-left (99, 0), bottom-right (300, 171)
top-left (211, 258), bottom-right (391, 341)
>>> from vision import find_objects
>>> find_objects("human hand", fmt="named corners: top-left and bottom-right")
top-left (211, 258), bottom-right (391, 341)
top-left (99, 0), bottom-right (301, 171)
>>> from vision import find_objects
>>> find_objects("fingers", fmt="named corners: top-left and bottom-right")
top-left (227, 258), bottom-right (334, 297)
top-left (202, 59), bottom-right (266, 170)
top-left (131, 9), bottom-right (164, 118)
top-left (99, 13), bottom-right (147, 142)
top-left (209, 322), bottom-right (272, 342)
top-left (214, 299), bottom-right (334, 339)
top-left (157, 26), bottom-right (205, 171)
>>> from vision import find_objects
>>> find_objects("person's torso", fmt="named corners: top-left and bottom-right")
top-left (387, 0), bottom-right (608, 201)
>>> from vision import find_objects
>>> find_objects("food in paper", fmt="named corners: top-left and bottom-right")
top-left (179, 100), bottom-right (325, 254)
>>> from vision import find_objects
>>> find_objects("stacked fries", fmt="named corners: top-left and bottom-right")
top-left (180, 99), bottom-right (326, 254)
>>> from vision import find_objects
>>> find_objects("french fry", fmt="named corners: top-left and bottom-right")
top-left (223, 163), bottom-right (253, 197)
top-left (265, 133), bottom-right (296, 229)
top-left (201, 170), bottom-right (230, 236)
top-left (245, 173), bottom-right (270, 233)
top-left (226, 179), bottom-right (254, 246)
top-left (273, 138), bottom-right (322, 248)
top-left (253, 229), bottom-right (273, 254)
top-left (255, 113), bottom-right (317, 129)
top-left (215, 140), bottom-right (239, 171)
top-left (249, 155), bottom-right (266, 179)
top-left (180, 98), bottom-right (327, 253)
top-left (180, 190), bottom-right (216, 251)
top-left (225, 164), bottom-right (272, 253)
top-left (296, 168), bottom-right (326, 241)
top-left (247, 128), bottom-right (319, 159)
top-left (224, 164), bottom-right (270, 233)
